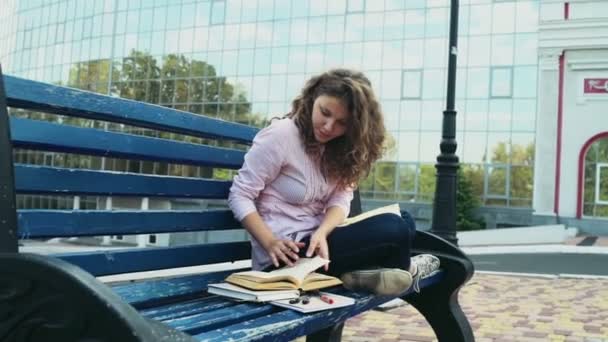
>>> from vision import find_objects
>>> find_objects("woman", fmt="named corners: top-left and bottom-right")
top-left (228, 69), bottom-right (434, 296)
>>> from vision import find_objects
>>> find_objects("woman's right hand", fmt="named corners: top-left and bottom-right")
top-left (265, 239), bottom-right (305, 268)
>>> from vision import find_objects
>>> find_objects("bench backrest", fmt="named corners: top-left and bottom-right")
top-left (0, 70), bottom-right (265, 276)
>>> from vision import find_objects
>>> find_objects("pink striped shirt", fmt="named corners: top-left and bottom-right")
top-left (228, 118), bottom-right (353, 270)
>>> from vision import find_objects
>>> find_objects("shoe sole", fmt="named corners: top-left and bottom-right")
top-left (341, 268), bottom-right (413, 296)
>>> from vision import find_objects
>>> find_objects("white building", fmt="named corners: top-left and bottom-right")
top-left (533, 0), bottom-right (608, 235)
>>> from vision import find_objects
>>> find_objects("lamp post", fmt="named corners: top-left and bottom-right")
top-left (429, 0), bottom-right (460, 246)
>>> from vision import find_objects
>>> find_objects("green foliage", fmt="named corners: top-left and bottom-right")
top-left (65, 50), bottom-right (262, 126)
top-left (418, 164), bottom-right (436, 203)
top-left (456, 168), bottom-right (486, 231)
top-left (19, 49), bottom-right (272, 183)
top-left (373, 162), bottom-right (397, 198)
top-left (398, 164), bottom-right (416, 193)
top-left (583, 138), bottom-right (608, 217)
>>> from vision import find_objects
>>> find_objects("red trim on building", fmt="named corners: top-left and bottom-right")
top-left (554, 54), bottom-right (565, 214)
top-left (576, 132), bottom-right (608, 218)
top-left (564, 2), bottom-right (570, 20)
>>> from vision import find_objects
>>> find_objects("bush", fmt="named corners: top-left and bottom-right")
top-left (456, 169), bottom-right (485, 231)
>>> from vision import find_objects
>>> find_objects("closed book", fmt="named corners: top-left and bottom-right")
top-left (225, 256), bottom-right (342, 291)
top-left (207, 282), bottom-right (299, 302)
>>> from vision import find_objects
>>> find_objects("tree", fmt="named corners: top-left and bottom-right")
top-left (486, 141), bottom-right (535, 206)
top-left (418, 164), bottom-right (436, 203)
top-left (584, 138), bottom-right (608, 217)
top-left (18, 49), bottom-right (266, 179)
top-left (509, 143), bottom-right (534, 205)
top-left (456, 168), bottom-right (486, 231)
top-left (373, 162), bottom-right (397, 199)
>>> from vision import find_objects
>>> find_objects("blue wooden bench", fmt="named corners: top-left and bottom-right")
top-left (0, 68), bottom-right (475, 342)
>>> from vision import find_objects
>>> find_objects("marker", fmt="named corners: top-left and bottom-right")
top-left (319, 295), bottom-right (334, 304)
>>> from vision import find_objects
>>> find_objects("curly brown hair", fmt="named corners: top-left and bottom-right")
top-left (286, 69), bottom-right (386, 189)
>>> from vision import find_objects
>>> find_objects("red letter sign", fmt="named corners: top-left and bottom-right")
top-left (584, 78), bottom-right (608, 94)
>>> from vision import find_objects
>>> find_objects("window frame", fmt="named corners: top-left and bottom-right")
top-left (347, 0), bottom-right (365, 13)
top-left (210, 0), bottom-right (226, 26)
top-left (485, 163), bottom-right (509, 198)
top-left (401, 69), bottom-right (423, 100)
top-left (595, 163), bottom-right (608, 205)
top-left (490, 66), bottom-right (513, 98)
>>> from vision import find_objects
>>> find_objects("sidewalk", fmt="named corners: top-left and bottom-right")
top-left (337, 232), bottom-right (608, 341)
top-left (341, 272), bottom-right (608, 342)
top-left (457, 226), bottom-right (608, 257)
top-left (565, 235), bottom-right (608, 247)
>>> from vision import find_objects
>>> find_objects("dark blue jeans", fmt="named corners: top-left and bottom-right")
top-left (298, 212), bottom-right (416, 277)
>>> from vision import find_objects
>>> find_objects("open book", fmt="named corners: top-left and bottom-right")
top-left (337, 203), bottom-right (401, 227)
top-left (225, 256), bottom-right (342, 291)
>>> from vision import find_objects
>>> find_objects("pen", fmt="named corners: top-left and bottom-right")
top-left (319, 294), bottom-right (334, 304)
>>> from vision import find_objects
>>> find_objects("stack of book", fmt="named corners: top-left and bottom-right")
top-left (208, 256), bottom-right (341, 302)
top-left (208, 256), bottom-right (355, 313)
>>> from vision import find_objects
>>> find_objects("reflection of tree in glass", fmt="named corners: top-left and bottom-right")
top-left (584, 138), bottom-right (608, 217)
top-left (14, 49), bottom-right (271, 181)
top-left (485, 141), bottom-right (534, 206)
top-left (373, 162), bottom-right (396, 199)
top-left (64, 49), bottom-right (264, 129)
top-left (366, 135), bottom-right (399, 198)
top-left (457, 168), bottom-right (485, 231)
top-left (413, 142), bottom-right (534, 207)
top-left (417, 164), bottom-right (436, 203)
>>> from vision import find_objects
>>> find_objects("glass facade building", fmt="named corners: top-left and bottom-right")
top-left (0, 0), bottom-right (540, 215)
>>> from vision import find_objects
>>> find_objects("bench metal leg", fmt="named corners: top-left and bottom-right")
top-left (403, 256), bottom-right (475, 342)
top-left (406, 289), bottom-right (474, 342)
top-left (306, 322), bottom-right (344, 342)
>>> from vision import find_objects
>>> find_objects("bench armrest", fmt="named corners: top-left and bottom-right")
top-left (0, 253), bottom-right (196, 342)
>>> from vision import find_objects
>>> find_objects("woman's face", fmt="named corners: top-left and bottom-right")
top-left (311, 95), bottom-right (349, 144)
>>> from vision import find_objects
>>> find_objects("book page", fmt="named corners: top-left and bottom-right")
top-left (226, 256), bottom-right (329, 290)
top-left (300, 273), bottom-right (342, 292)
top-left (267, 256), bottom-right (329, 286)
top-left (337, 203), bottom-right (401, 227)
top-left (227, 270), bottom-right (284, 281)
top-left (218, 277), bottom-right (298, 291)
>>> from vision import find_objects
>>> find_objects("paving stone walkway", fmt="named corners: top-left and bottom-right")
top-left (340, 273), bottom-right (608, 341)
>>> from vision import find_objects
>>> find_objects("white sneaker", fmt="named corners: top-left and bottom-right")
top-left (410, 254), bottom-right (440, 293)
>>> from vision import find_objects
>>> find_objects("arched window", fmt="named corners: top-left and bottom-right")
top-left (583, 136), bottom-right (608, 218)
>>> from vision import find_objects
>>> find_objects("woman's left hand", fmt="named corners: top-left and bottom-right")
top-left (306, 231), bottom-right (330, 271)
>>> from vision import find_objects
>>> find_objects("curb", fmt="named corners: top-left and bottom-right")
top-left (476, 270), bottom-right (608, 280)
top-left (462, 244), bottom-right (608, 255)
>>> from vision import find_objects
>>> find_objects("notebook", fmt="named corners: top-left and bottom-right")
top-left (270, 292), bottom-right (355, 313)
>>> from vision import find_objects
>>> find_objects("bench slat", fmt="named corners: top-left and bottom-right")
top-left (163, 303), bottom-right (278, 335)
top-left (15, 164), bottom-right (231, 198)
top-left (56, 242), bottom-right (250, 276)
top-left (4, 75), bottom-right (258, 144)
top-left (112, 269), bottom-right (244, 308)
top-left (18, 210), bottom-right (240, 238)
top-left (191, 273), bottom-right (445, 341)
top-left (11, 117), bottom-right (246, 169)
top-left (141, 296), bottom-right (233, 321)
